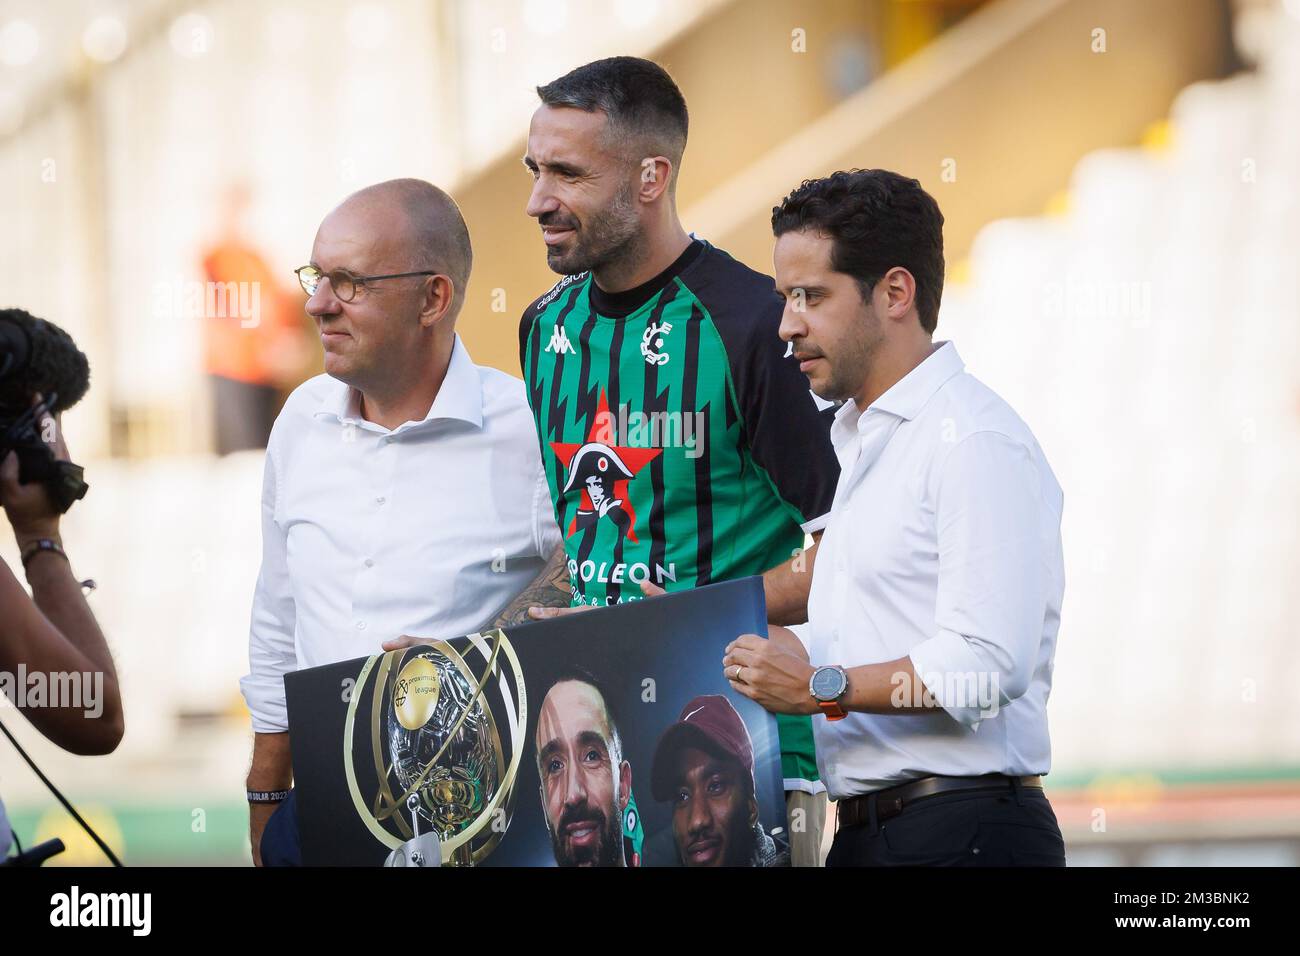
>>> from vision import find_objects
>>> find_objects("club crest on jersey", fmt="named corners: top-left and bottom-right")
top-left (640, 321), bottom-right (672, 366)
top-left (545, 325), bottom-right (576, 355)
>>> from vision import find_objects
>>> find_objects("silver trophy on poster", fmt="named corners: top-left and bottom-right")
top-left (346, 632), bottom-right (526, 866)
top-left (386, 650), bottom-right (499, 854)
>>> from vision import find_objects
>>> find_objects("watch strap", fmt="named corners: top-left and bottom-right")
top-left (818, 699), bottom-right (848, 721)
top-left (21, 538), bottom-right (67, 570)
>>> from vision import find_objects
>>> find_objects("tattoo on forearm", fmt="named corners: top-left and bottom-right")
top-left (492, 547), bottom-right (570, 627)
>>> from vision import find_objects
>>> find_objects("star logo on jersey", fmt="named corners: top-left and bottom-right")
top-left (551, 391), bottom-right (661, 543)
top-left (545, 325), bottom-right (576, 355)
top-left (640, 321), bottom-right (672, 366)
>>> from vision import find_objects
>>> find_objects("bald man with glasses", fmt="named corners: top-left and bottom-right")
top-left (241, 179), bottom-right (565, 865)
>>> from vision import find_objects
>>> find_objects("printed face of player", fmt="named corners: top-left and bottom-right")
top-left (535, 680), bottom-right (632, 867)
top-left (524, 105), bottom-right (643, 277)
top-left (669, 745), bottom-right (757, 867)
top-left (305, 198), bottom-right (429, 390)
top-left (773, 228), bottom-right (886, 407)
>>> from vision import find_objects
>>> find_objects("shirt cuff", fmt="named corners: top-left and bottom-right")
top-left (908, 628), bottom-right (1004, 732)
top-left (800, 512), bottom-right (831, 535)
top-left (239, 673), bottom-right (289, 734)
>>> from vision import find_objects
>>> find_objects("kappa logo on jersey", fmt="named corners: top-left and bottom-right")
top-left (551, 391), bottom-right (661, 545)
top-left (545, 325), bottom-right (576, 355)
top-left (640, 321), bottom-right (672, 366)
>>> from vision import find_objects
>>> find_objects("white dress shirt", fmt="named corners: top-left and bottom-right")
top-left (800, 341), bottom-right (1064, 799)
top-left (239, 335), bottom-right (562, 733)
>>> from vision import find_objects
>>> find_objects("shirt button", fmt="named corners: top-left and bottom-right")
top-left (364, 558), bottom-right (374, 568)
top-left (376, 496), bottom-right (386, 505)
top-left (355, 621), bottom-right (367, 630)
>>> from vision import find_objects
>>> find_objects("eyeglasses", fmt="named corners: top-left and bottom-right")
top-left (294, 265), bottom-right (439, 302)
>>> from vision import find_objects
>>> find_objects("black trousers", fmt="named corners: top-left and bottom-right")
top-left (259, 789), bottom-right (301, 867)
top-left (827, 784), bottom-right (1067, 867)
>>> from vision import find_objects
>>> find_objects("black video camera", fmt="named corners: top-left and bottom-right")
top-left (0, 308), bottom-right (91, 514)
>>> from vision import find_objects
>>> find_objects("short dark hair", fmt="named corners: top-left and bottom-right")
top-left (537, 57), bottom-right (689, 178)
top-left (771, 169), bottom-right (945, 334)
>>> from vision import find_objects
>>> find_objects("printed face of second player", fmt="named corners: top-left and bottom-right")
top-left (669, 745), bottom-right (755, 867)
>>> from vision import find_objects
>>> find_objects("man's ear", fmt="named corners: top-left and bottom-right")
top-left (882, 266), bottom-right (917, 323)
top-left (418, 274), bottom-right (456, 328)
top-left (636, 157), bottom-right (674, 204)
top-left (618, 760), bottom-right (632, 811)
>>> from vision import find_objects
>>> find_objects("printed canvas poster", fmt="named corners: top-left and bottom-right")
top-left (285, 577), bottom-right (789, 867)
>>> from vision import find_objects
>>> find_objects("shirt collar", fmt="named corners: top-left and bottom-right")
top-left (832, 340), bottom-right (965, 437)
top-left (315, 334), bottom-right (484, 431)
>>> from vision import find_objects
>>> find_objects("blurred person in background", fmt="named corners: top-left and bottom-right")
top-left (515, 56), bottom-right (840, 866)
top-left (724, 169), bottom-right (1066, 867)
top-left (1, 405), bottom-right (124, 860)
top-left (203, 181), bottom-right (315, 454)
top-left (241, 179), bottom-right (563, 866)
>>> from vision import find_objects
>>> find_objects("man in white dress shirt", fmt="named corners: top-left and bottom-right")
top-left (240, 179), bottom-right (562, 865)
top-left (723, 169), bottom-right (1066, 866)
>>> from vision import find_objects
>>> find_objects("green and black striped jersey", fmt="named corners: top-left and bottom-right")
top-left (520, 239), bottom-right (838, 791)
top-left (519, 239), bottom-right (839, 609)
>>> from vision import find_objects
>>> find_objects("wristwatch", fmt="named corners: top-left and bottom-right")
top-left (809, 664), bottom-right (848, 720)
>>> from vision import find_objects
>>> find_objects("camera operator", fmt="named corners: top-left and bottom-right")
top-left (1, 409), bottom-right (124, 747)
top-left (1, 308), bottom-right (124, 859)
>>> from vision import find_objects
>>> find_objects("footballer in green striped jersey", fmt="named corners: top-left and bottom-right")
top-left (517, 57), bottom-right (839, 837)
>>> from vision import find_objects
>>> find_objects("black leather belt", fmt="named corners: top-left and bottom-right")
top-left (838, 773), bottom-right (1043, 829)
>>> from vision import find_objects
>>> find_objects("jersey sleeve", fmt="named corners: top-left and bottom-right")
top-left (698, 257), bottom-right (840, 532)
